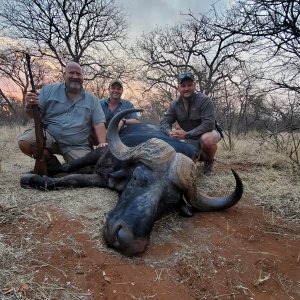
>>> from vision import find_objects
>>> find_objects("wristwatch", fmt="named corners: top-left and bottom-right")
top-left (122, 119), bottom-right (127, 126)
top-left (185, 133), bottom-right (191, 139)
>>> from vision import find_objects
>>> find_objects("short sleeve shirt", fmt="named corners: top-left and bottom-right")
top-left (100, 98), bottom-right (139, 128)
top-left (39, 83), bottom-right (105, 153)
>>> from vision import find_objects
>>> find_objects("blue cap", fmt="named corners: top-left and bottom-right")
top-left (177, 73), bottom-right (194, 83)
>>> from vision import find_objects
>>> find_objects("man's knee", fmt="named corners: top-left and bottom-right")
top-left (200, 131), bottom-right (219, 147)
top-left (18, 139), bottom-right (34, 156)
top-left (18, 139), bottom-right (28, 149)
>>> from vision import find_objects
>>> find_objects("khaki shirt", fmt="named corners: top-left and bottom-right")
top-left (160, 92), bottom-right (215, 140)
top-left (39, 83), bottom-right (105, 153)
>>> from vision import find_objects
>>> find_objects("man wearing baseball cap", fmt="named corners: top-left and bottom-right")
top-left (100, 79), bottom-right (140, 130)
top-left (160, 73), bottom-right (221, 175)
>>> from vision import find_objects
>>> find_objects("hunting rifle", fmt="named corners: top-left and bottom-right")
top-left (25, 53), bottom-right (48, 176)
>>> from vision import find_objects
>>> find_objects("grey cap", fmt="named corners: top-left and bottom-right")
top-left (109, 79), bottom-right (123, 88)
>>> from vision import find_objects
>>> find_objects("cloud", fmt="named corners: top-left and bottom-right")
top-left (117, 0), bottom-right (218, 39)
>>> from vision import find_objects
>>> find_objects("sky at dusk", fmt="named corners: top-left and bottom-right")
top-left (1, 0), bottom-right (229, 98)
top-left (116, 0), bottom-right (227, 39)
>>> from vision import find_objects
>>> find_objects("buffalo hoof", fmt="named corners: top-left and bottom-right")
top-left (20, 174), bottom-right (51, 190)
top-left (20, 174), bottom-right (35, 187)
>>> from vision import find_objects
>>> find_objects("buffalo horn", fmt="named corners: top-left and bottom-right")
top-left (107, 109), bottom-right (176, 170)
top-left (170, 153), bottom-right (243, 211)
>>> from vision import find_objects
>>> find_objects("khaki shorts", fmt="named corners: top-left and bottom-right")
top-left (212, 129), bottom-right (222, 142)
top-left (186, 130), bottom-right (221, 161)
top-left (188, 130), bottom-right (221, 145)
top-left (18, 128), bottom-right (91, 163)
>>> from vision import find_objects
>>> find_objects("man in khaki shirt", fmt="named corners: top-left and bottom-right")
top-left (160, 73), bottom-right (221, 175)
top-left (19, 62), bottom-right (107, 166)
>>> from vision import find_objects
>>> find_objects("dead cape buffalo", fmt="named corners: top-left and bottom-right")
top-left (21, 109), bottom-right (243, 256)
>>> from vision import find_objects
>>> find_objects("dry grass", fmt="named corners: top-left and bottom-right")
top-left (215, 139), bottom-right (300, 222)
top-left (0, 125), bottom-right (299, 299)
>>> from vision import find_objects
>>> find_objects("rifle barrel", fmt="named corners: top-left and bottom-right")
top-left (25, 53), bottom-right (48, 176)
top-left (25, 53), bottom-right (36, 92)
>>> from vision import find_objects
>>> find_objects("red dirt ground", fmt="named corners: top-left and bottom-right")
top-left (2, 195), bottom-right (299, 300)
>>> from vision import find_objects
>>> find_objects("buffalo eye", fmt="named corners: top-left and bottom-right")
top-left (131, 167), bottom-right (149, 187)
top-left (131, 174), bottom-right (147, 187)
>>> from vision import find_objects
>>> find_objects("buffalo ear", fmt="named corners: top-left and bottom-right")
top-left (108, 176), bottom-right (131, 192)
top-left (108, 167), bottom-right (133, 192)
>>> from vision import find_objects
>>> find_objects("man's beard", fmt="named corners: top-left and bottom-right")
top-left (182, 93), bottom-right (193, 100)
top-left (68, 81), bottom-right (82, 92)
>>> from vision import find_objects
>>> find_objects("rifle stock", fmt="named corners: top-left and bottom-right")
top-left (25, 53), bottom-right (48, 176)
top-left (32, 105), bottom-right (48, 175)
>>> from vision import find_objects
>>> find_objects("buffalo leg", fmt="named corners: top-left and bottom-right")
top-left (59, 147), bottom-right (109, 173)
top-left (20, 173), bottom-right (108, 190)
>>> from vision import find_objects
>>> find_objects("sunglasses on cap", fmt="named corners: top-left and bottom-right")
top-left (177, 73), bottom-right (194, 82)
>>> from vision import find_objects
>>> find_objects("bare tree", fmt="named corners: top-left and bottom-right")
top-left (0, 88), bottom-right (17, 120)
top-left (211, 0), bottom-right (300, 165)
top-left (218, 0), bottom-right (300, 93)
top-left (0, 46), bottom-right (60, 124)
top-left (130, 8), bottom-right (256, 114)
top-left (214, 65), bottom-right (267, 150)
top-left (255, 93), bottom-right (300, 167)
top-left (229, 0), bottom-right (299, 51)
top-left (0, 47), bottom-right (57, 104)
top-left (0, 0), bottom-right (128, 78)
top-left (0, 48), bottom-right (30, 110)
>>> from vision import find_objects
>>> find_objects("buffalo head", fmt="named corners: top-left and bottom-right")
top-left (103, 109), bottom-right (243, 256)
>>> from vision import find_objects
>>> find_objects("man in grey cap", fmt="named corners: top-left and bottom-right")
top-left (160, 73), bottom-right (221, 175)
top-left (100, 79), bottom-right (140, 129)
